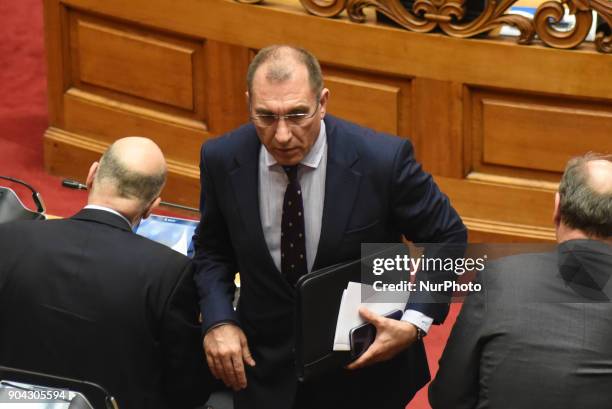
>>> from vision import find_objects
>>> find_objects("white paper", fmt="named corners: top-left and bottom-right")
top-left (332, 281), bottom-right (410, 351)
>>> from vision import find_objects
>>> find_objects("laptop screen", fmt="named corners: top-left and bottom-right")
top-left (135, 214), bottom-right (199, 257)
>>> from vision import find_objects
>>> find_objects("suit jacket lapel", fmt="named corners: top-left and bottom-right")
top-left (314, 117), bottom-right (362, 270)
top-left (228, 131), bottom-right (280, 274)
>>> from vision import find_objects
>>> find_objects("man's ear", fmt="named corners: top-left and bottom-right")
top-left (85, 162), bottom-right (99, 190)
top-left (143, 197), bottom-right (162, 220)
top-left (553, 192), bottom-right (561, 226)
top-left (319, 88), bottom-right (330, 119)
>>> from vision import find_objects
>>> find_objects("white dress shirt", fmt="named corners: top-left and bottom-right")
top-left (257, 120), bottom-right (432, 333)
top-left (259, 121), bottom-right (327, 273)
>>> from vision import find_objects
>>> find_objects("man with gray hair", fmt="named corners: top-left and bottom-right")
top-left (429, 153), bottom-right (612, 409)
top-left (0, 137), bottom-right (213, 408)
top-left (194, 45), bottom-right (466, 408)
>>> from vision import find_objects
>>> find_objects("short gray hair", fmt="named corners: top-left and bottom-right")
top-left (246, 45), bottom-right (323, 100)
top-left (96, 145), bottom-right (166, 207)
top-left (558, 153), bottom-right (612, 238)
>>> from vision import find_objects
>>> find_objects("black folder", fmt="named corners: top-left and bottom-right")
top-left (294, 259), bottom-right (363, 382)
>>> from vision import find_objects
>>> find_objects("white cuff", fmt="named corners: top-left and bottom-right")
top-left (401, 310), bottom-right (433, 333)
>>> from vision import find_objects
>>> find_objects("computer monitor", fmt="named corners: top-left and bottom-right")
top-left (135, 214), bottom-right (199, 257)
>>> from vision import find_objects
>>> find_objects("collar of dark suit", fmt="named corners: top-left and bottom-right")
top-left (70, 208), bottom-right (133, 232)
top-left (558, 239), bottom-right (612, 295)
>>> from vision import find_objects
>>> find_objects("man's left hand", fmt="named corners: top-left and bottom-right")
top-left (347, 307), bottom-right (419, 370)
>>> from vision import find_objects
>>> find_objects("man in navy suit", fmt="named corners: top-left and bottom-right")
top-left (193, 45), bottom-right (467, 409)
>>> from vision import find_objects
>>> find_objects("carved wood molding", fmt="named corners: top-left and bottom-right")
top-left (534, 0), bottom-right (592, 49)
top-left (592, 0), bottom-right (612, 52)
top-left (346, 0), bottom-right (537, 43)
top-left (300, 0), bottom-right (348, 16)
top-left (236, 0), bottom-right (612, 53)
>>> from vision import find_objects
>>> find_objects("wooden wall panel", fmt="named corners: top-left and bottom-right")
top-left (44, 128), bottom-right (107, 181)
top-left (413, 79), bottom-right (464, 178)
top-left (481, 96), bottom-right (612, 173)
top-left (75, 21), bottom-right (195, 110)
top-left (62, 89), bottom-right (208, 165)
top-left (43, 0), bottom-right (612, 241)
top-left (436, 176), bottom-right (556, 241)
top-left (325, 75), bottom-right (400, 135)
top-left (47, 6), bottom-right (213, 194)
top-left (468, 89), bottom-right (612, 183)
top-left (57, 0), bottom-right (612, 100)
top-left (322, 65), bottom-right (413, 145)
top-left (204, 41), bottom-right (251, 134)
top-left (70, 13), bottom-right (204, 113)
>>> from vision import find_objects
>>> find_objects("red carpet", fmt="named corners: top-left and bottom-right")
top-left (0, 1), bottom-right (460, 407)
top-left (0, 0), bottom-right (87, 216)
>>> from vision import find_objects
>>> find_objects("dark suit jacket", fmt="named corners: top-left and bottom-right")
top-left (429, 239), bottom-right (612, 409)
top-left (194, 115), bottom-right (467, 409)
top-left (0, 209), bottom-right (212, 409)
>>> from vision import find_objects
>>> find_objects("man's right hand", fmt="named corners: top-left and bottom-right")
top-left (203, 323), bottom-right (256, 391)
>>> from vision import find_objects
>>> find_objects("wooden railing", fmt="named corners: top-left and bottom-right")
top-left (239, 0), bottom-right (612, 52)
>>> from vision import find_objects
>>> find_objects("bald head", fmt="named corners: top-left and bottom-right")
top-left (586, 159), bottom-right (612, 194)
top-left (88, 137), bottom-right (167, 220)
top-left (558, 153), bottom-right (612, 239)
top-left (105, 137), bottom-right (166, 177)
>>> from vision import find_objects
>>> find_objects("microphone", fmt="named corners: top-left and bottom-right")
top-left (61, 179), bottom-right (199, 213)
top-left (62, 179), bottom-right (88, 190)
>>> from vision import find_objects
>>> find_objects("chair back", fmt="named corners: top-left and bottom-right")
top-left (0, 366), bottom-right (119, 409)
top-left (0, 176), bottom-right (46, 223)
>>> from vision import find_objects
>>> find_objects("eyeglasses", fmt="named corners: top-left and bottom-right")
top-left (250, 101), bottom-right (320, 128)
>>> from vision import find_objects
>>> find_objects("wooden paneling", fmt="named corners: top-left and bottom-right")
top-left (43, 0), bottom-right (612, 241)
top-left (58, 0), bottom-right (612, 100)
top-left (63, 89), bottom-right (208, 165)
top-left (325, 75), bottom-right (400, 135)
top-left (204, 41), bottom-right (251, 134)
top-left (436, 176), bottom-right (556, 228)
top-left (468, 89), bottom-right (612, 182)
top-left (413, 79), bottom-right (464, 178)
top-left (481, 96), bottom-right (612, 173)
top-left (163, 158), bottom-right (201, 207)
top-left (44, 1), bottom-right (76, 127)
top-left (44, 128), bottom-right (107, 182)
top-left (72, 17), bottom-right (199, 111)
top-left (322, 65), bottom-right (413, 143)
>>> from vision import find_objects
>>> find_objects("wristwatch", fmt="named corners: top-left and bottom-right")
top-left (415, 326), bottom-right (426, 341)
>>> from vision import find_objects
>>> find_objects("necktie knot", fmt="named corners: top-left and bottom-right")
top-left (283, 165), bottom-right (299, 183)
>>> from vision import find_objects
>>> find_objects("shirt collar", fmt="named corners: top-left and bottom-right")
top-left (264, 120), bottom-right (327, 169)
top-left (84, 204), bottom-right (133, 228)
